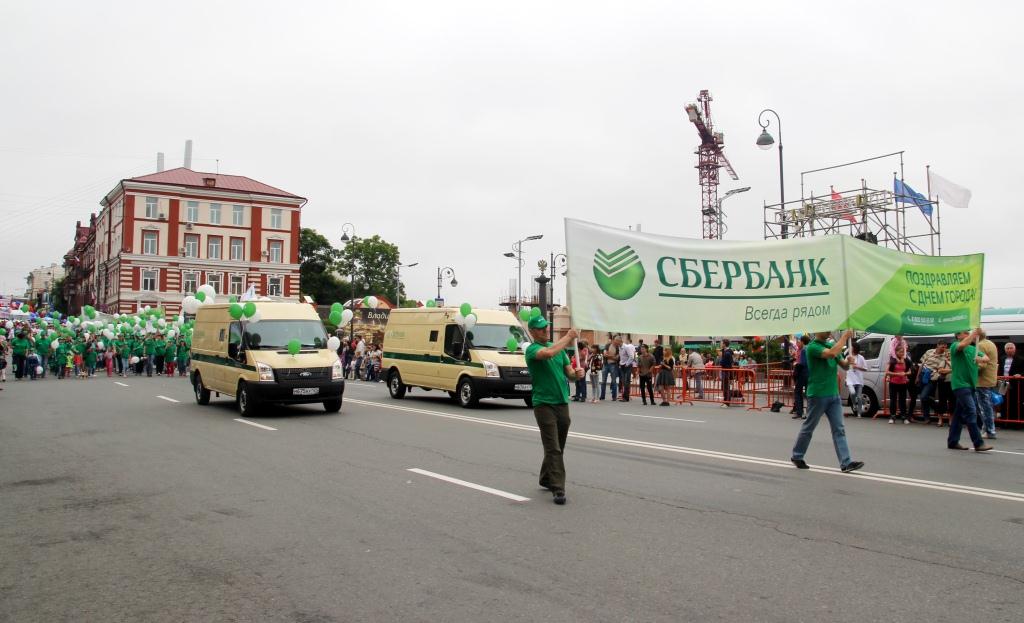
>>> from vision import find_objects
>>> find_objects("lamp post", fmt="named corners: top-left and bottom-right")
top-left (339, 222), bottom-right (356, 342)
top-left (756, 109), bottom-right (786, 238)
top-left (716, 187), bottom-right (751, 237)
top-left (504, 234), bottom-right (543, 310)
top-left (535, 259), bottom-right (550, 340)
top-left (436, 266), bottom-right (457, 305)
top-left (548, 252), bottom-right (567, 341)
top-left (396, 262), bottom-right (417, 307)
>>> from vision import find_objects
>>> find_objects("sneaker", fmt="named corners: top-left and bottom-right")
top-left (948, 444), bottom-right (969, 450)
top-left (791, 413), bottom-right (802, 419)
top-left (660, 401), bottom-right (670, 407)
top-left (841, 461), bottom-right (865, 473)
top-left (903, 419), bottom-right (910, 425)
top-left (791, 458), bottom-right (810, 469)
top-left (974, 445), bottom-right (993, 452)
top-left (888, 418), bottom-right (895, 424)
top-left (552, 491), bottom-right (566, 505)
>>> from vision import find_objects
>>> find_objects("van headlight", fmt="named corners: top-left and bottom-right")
top-left (256, 362), bottom-right (274, 382)
top-left (482, 360), bottom-right (500, 378)
top-left (332, 359), bottom-right (344, 380)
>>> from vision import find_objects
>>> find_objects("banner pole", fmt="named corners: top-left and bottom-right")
top-left (563, 219), bottom-right (580, 372)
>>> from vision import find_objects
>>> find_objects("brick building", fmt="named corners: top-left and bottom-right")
top-left (65, 167), bottom-right (305, 316)
top-left (63, 217), bottom-right (97, 313)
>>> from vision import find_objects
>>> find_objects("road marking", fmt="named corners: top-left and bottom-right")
top-left (233, 418), bottom-right (277, 431)
top-left (347, 398), bottom-right (1024, 503)
top-left (114, 382), bottom-right (129, 387)
top-left (621, 412), bottom-right (706, 423)
top-left (992, 449), bottom-right (1024, 457)
top-left (407, 468), bottom-right (529, 502)
top-left (156, 395), bottom-right (179, 403)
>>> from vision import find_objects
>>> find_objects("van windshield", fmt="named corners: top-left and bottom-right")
top-left (466, 324), bottom-right (529, 350)
top-left (243, 320), bottom-right (328, 350)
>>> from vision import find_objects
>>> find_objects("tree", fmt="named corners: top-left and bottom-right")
top-left (299, 228), bottom-right (347, 304)
top-left (49, 276), bottom-right (68, 314)
top-left (337, 235), bottom-right (404, 302)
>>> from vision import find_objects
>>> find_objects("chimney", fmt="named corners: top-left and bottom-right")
top-left (157, 152), bottom-right (165, 172)
top-left (203, 177), bottom-right (216, 187)
top-left (184, 140), bottom-right (193, 170)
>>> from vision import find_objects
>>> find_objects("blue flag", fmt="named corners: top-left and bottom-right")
top-left (894, 178), bottom-right (932, 217)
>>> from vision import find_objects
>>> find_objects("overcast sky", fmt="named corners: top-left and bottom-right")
top-left (2, 1), bottom-right (1022, 310)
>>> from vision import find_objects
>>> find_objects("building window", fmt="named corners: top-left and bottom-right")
top-left (209, 203), bottom-right (221, 224)
top-left (230, 237), bottom-right (244, 261)
top-left (268, 240), bottom-right (283, 263)
top-left (145, 197), bottom-right (158, 219)
top-left (208, 236), bottom-right (222, 260)
top-left (183, 272), bottom-right (198, 294)
top-left (232, 205), bottom-right (244, 226)
top-left (206, 274), bottom-right (222, 294)
top-left (143, 231), bottom-right (158, 255)
top-left (142, 269), bottom-right (157, 291)
top-left (186, 201), bottom-right (199, 223)
top-left (267, 276), bottom-right (282, 296)
top-left (270, 208), bottom-right (283, 229)
top-left (229, 274), bottom-right (244, 295)
top-left (184, 234), bottom-right (199, 258)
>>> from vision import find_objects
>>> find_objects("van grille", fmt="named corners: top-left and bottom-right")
top-left (500, 366), bottom-right (532, 380)
top-left (275, 367), bottom-right (331, 382)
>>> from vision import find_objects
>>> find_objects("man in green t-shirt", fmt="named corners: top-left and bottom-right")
top-left (790, 329), bottom-right (865, 473)
top-left (11, 331), bottom-right (31, 380)
top-left (947, 328), bottom-right (992, 451)
top-left (524, 316), bottom-right (580, 505)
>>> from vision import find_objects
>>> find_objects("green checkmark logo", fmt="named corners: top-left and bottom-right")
top-left (593, 246), bottom-right (645, 300)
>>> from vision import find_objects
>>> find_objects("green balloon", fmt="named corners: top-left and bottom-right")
top-left (362, 296), bottom-right (370, 307)
top-left (329, 310), bottom-right (342, 325)
top-left (20, 304), bottom-right (29, 312)
top-left (459, 303), bottom-right (472, 317)
top-left (287, 339), bottom-right (301, 355)
top-left (506, 337), bottom-right (519, 352)
top-left (425, 299), bottom-right (436, 308)
top-left (195, 291), bottom-right (206, 302)
top-left (0, 328), bottom-right (6, 336)
top-left (229, 303), bottom-right (244, 319)
top-left (518, 308), bottom-right (531, 322)
top-left (330, 302), bottom-right (343, 313)
top-left (228, 295), bottom-right (238, 304)
top-left (242, 302), bottom-right (256, 317)
top-left (530, 307), bottom-right (542, 318)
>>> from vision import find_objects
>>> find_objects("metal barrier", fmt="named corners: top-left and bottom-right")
top-left (675, 366), bottom-right (756, 409)
top-left (997, 376), bottom-right (1024, 425)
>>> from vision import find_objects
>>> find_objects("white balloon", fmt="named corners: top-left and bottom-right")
top-left (167, 330), bottom-right (176, 339)
top-left (73, 318), bottom-right (81, 325)
top-left (327, 336), bottom-right (341, 351)
top-left (51, 339), bottom-right (59, 350)
top-left (97, 341), bottom-right (104, 350)
top-left (129, 356), bottom-right (139, 365)
top-left (197, 283), bottom-right (216, 299)
top-left (248, 309), bottom-right (262, 323)
top-left (367, 296), bottom-right (379, 309)
top-left (464, 313), bottom-right (477, 331)
top-left (520, 341), bottom-right (531, 351)
top-left (181, 296), bottom-right (199, 315)
top-left (204, 294), bottom-right (217, 306)
top-left (340, 309), bottom-right (353, 325)
top-left (84, 332), bottom-right (91, 340)
top-left (454, 313), bottom-right (465, 327)
top-left (4, 320), bottom-right (12, 329)
top-left (142, 305), bottom-right (150, 312)
top-left (157, 319), bottom-right (167, 328)
top-left (35, 366), bottom-right (43, 375)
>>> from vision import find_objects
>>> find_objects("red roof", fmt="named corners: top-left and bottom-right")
top-left (126, 167), bottom-right (303, 199)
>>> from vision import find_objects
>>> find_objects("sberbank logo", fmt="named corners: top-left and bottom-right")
top-left (593, 246), bottom-right (646, 300)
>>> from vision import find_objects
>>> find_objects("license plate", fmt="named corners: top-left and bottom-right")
top-left (293, 387), bottom-right (319, 396)
top-left (514, 384), bottom-right (532, 391)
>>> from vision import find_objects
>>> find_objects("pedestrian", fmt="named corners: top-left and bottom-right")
top-left (573, 341), bottom-right (589, 402)
top-left (84, 342), bottom-right (98, 378)
top-left (780, 335), bottom-right (794, 389)
top-left (587, 346), bottom-right (602, 404)
top-left (104, 347), bottom-right (114, 377)
top-left (144, 335), bottom-right (157, 377)
top-left (887, 345), bottom-right (913, 424)
top-left (975, 329), bottom-right (999, 438)
top-left (790, 329), bottom-right (865, 473)
top-left (998, 343), bottom-right (1024, 421)
top-left (11, 330), bottom-right (30, 380)
top-left (791, 335), bottom-right (811, 419)
top-left (917, 341), bottom-right (950, 423)
top-left (720, 339), bottom-right (735, 406)
top-left (947, 328), bottom-right (992, 451)
top-left (845, 341), bottom-right (867, 417)
top-left (0, 337), bottom-right (8, 382)
top-left (524, 316), bottom-right (580, 506)
top-left (686, 347), bottom-right (704, 399)
top-left (656, 347), bottom-right (676, 406)
top-left (600, 337), bottom-right (619, 401)
top-left (25, 349), bottom-right (40, 380)
top-left (636, 344), bottom-right (656, 406)
top-left (618, 337), bottom-right (636, 402)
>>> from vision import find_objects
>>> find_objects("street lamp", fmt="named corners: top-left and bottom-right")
top-left (340, 222), bottom-right (356, 342)
top-left (505, 234), bottom-right (543, 309)
top-left (756, 108), bottom-right (786, 238)
top-left (548, 253), bottom-right (567, 341)
top-left (436, 266), bottom-right (456, 304)
top-left (716, 186), bottom-right (751, 238)
top-left (396, 262), bottom-right (418, 307)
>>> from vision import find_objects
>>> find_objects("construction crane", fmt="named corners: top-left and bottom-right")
top-left (685, 90), bottom-right (739, 239)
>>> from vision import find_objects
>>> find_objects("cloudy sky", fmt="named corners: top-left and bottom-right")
top-left (2, 1), bottom-right (1022, 310)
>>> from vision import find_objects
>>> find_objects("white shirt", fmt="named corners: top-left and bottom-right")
top-left (846, 354), bottom-right (866, 386)
top-left (1004, 357), bottom-right (1013, 376)
top-left (687, 351), bottom-right (704, 369)
top-left (355, 339), bottom-right (366, 355)
top-left (619, 343), bottom-right (636, 366)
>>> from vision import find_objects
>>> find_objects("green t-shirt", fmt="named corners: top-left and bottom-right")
top-left (525, 342), bottom-right (571, 406)
top-left (11, 337), bottom-right (30, 356)
top-left (950, 342), bottom-right (978, 390)
top-left (144, 339), bottom-right (158, 356)
top-left (84, 348), bottom-right (97, 366)
top-left (805, 339), bottom-right (839, 398)
top-left (163, 340), bottom-right (175, 357)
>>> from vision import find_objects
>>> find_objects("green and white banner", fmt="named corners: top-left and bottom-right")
top-left (565, 218), bottom-right (983, 336)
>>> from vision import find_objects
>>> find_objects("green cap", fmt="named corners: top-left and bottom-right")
top-left (527, 315), bottom-right (549, 330)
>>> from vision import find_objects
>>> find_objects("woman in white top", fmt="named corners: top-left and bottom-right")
top-left (845, 341), bottom-right (868, 417)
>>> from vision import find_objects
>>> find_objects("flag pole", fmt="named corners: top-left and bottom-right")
top-left (562, 219), bottom-right (581, 375)
top-left (926, 165), bottom-right (935, 256)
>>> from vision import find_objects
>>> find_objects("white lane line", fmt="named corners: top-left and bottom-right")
top-left (992, 449), bottom-right (1024, 457)
top-left (233, 418), bottom-right (277, 431)
top-left (156, 395), bottom-right (179, 403)
top-left (621, 412), bottom-right (706, 423)
top-left (407, 468), bottom-right (529, 502)
top-left (347, 398), bottom-right (1024, 503)
top-left (114, 382), bottom-right (129, 387)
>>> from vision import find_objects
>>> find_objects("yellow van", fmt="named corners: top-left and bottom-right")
top-left (190, 302), bottom-right (345, 415)
top-left (381, 307), bottom-right (533, 408)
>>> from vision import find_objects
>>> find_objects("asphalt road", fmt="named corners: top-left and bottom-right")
top-left (2, 374), bottom-right (1023, 623)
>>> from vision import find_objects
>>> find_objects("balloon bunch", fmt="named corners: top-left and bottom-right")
top-left (181, 283), bottom-right (219, 315)
top-left (454, 302), bottom-right (477, 332)
top-left (327, 301), bottom-right (355, 327)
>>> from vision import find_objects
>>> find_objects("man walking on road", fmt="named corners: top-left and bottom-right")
top-left (975, 329), bottom-right (999, 439)
top-left (791, 329), bottom-right (865, 473)
top-left (947, 328), bottom-right (993, 452)
top-left (525, 316), bottom-right (581, 505)
top-left (618, 337), bottom-right (636, 402)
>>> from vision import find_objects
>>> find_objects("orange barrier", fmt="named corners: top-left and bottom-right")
top-left (996, 376), bottom-right (1024, 425)
top-left (675, 366), bottom-right (756, 409)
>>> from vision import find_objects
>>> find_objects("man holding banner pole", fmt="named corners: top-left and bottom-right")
top-left (790, 329), bottom-right (865, 473)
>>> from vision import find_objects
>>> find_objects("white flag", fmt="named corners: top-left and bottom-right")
top-left (240, 285), bottom-right (257, 301)
top-left (929, 170), bottom-right (972, 209)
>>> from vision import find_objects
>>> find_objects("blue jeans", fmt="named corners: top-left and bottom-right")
top-left (919, 381), bottom-right (935, 420)
top-left (948, 388), bottom-right (984, 448)
top-left (791, 395), bottom-right (853, 468)
top-left (976, 387), bottom-right (996, 435)
top-left (600, 363), bottom-right (619, 400)
top-left (574, 378), bottom-right (587, 401)
top-left (848, 384), bottom-right (864, 416)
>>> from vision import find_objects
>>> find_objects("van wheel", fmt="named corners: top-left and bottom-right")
top-left (323, 398), bottom-right (342, 413)
top-left (388, 370), bottom-right (407, 399)
top-left (861, 387), bottom-right (880, 418)
top-left (237, 381), bottom-right (259, 417)
top-left (457, 378), bottom-right (479, 408)
top-left (193, 373), bottom-right (210, 405)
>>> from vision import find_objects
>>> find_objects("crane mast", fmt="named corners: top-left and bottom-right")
top-left (685, 90), bottom-right (739, 239)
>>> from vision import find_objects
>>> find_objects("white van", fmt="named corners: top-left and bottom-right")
top-left (845, 310), bottom-right (1024, 416)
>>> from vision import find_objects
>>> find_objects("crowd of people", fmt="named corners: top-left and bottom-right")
top-left (335, 334), bottom-right (384, 382)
